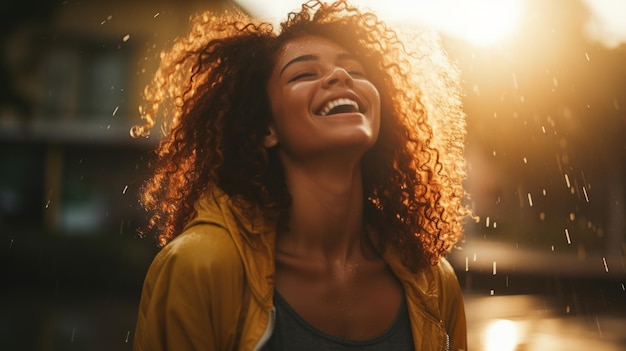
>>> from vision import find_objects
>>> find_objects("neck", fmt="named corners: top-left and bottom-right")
top-left (277, 158), bottom-right (367, 264)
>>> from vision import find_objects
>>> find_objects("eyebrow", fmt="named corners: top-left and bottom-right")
top-left (279, 52), bottom-right (358, 76)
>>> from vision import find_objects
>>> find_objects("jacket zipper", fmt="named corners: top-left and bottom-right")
top-left (252, 307), bottom-right (276, 351)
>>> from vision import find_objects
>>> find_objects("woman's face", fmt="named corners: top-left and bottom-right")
top-left (265, 35), bottom-right (381, 160)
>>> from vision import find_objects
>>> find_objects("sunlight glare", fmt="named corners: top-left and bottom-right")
top-left (581, 0), bottom-right (626, 48)
top-left (234, 0), bottom-right (524, 46)
top-left (483, 319), bottom-right (519, 351)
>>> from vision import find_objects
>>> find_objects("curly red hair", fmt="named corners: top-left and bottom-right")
top-left (132, 0), bottom-right (468, 270)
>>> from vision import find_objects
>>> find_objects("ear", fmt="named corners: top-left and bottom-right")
top-left (262, 124), bottom-right (278, 148)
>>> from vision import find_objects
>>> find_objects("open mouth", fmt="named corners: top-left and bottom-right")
top-left (316, 98), bottom-right (363, 116)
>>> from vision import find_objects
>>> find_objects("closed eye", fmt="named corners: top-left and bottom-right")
top-left (288, 72), bottom-right (316, 82)
top-left (348, 70), bottom-right (367, 78)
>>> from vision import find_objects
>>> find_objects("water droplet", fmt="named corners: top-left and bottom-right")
top-left (123, 34), bottom-right (131, 42)
top-left (585, 52), bottom-right (590, 61)
top-left (125, 331), bottom-right (131, 343)
top-left (122, 185), bottom-right (129, 194)
top-left (564, 174), bottom-right (571, 188)
top-left (492, 261), bottom-right (497, 275)
top-left (602, 257), bottom-right (609, 272)
top-left (565, 229), bottom-right (571, 244)
top-left (582, 186), bottom-right (590, 202)
top-left (527, 193), bottom-right (533, 207)
top-left (154, 12), bottom-right (160, 18)
top-left (112, 106), bottom-right (119, 116)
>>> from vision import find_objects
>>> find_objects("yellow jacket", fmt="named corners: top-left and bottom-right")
top-left (134, 189), bottom-right (467, 351)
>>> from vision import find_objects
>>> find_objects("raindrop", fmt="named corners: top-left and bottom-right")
top-left (602, 257), bottom-right (609, 272)
top-left (125, 331), bottom-right (131, 343)
top-left (596, 317), bottom-right (603, 338)
top-left (523, 157), bottom-right (527, 164)
top-left (472, 84), bottom-right (480, 95)
top-left (492, 261), bottom-right (497, 275)
top-left (45, 200), bottom-right (50, 209)
top-left (465, 256), bottom-right (469, 271)
top-left (527, 193), bottom-right (533, 207)
top-left (154, 12), bottom-right (160, 18)
top-left (582, 186), bottom-right (590, 202)
top-left (542, 189), bottom-right (547, 196)
top-left (9, 239), bottom-right (14, 249)
top-left (565, 229), bottom-right (571, 244)
top-left (112, 106), bottom-right (119, 116)
top-left (71, 328), bottom-right (76, 343)
top-left (123, 34), bottom-right (131, 42)
top-left (564, 174), bottom-right (571, 188)
top-left (541, 126), bottom-right (546, 133)
top-left (486, 216), bottom-right (490, 227)
top-left (551, 245), bottom-right (555, 251)
top-left (122, 185), bottom-right (129, 194)
top-left (490, 289), bottom-right (495, 295)
top-left (569, 213), bottom-right (576, 221)
top-left (585, 52), bottom-right (590, 61)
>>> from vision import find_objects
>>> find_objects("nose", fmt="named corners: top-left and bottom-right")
top-left (321, 67), bottom-right (354, 88)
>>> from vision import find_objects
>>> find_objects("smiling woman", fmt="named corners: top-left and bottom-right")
top-left (131, 1), bottom-right (470, 350)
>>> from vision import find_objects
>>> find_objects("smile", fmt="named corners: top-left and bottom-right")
top-left (316, 98), bottom-right (362, 116)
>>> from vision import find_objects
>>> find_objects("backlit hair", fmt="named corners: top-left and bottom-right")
top-left (133, 0), bottom-right (469, 270)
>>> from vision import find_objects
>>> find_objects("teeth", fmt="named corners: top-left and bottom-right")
top-left (318, 98), bottom-right (359, 116)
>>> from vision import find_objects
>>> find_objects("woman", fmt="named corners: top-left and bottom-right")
top-left (132, 1), bottom-right (469, 350)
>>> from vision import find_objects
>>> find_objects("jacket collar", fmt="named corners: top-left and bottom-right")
top-left (186, 188), bottom-right (276, 309)
top-left (189, 188), bottom-right (442, 323)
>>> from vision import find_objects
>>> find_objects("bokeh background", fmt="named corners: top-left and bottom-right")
top-left (1, 0), bottom-right (624, 350)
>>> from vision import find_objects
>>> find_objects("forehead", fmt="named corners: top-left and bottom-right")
top-left (274, 35), bottom-right (350, 66)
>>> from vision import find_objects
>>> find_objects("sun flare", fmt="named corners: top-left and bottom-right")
top-left (234, 0), bottom-right (524, 46)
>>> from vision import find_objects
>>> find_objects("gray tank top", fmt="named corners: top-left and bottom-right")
top-left (262, 291), bottom-right (415, 350)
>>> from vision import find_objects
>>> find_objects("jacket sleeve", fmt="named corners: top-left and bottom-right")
top-left (133, 226), bottom-right (245, 351)
top-left (436, 258), bottom-right (468, 351)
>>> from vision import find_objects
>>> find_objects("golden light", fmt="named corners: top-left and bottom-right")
top-left (581, 0), bottom-right (626, 48)
top-left (234, 0), bottom-right (525, 46)
top-left (483, 319), bottom-right (519, 351)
